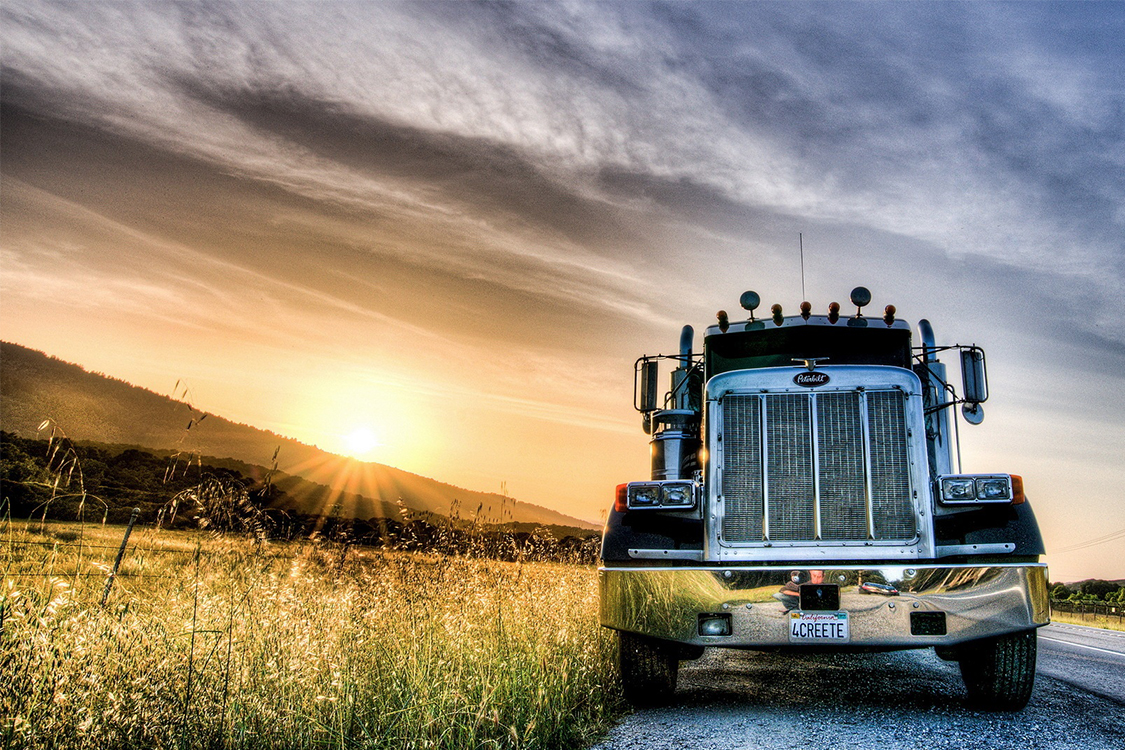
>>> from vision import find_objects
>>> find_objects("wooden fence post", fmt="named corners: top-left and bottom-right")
top-left (101, 508), bottom-right (140, 607)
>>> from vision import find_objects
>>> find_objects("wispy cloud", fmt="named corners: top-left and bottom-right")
top-left (5, 1), bottom-right (1121, 309)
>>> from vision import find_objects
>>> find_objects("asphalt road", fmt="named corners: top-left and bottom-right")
top-left (591, 623), bottom-right (1125, 750)
top-left (1037, 622), bottom-right (1125, 706)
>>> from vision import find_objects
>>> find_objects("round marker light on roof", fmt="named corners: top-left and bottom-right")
top-left (800, 301), bottom-right (812, 320)
top-left (884, 304), bottom-right (896, 325)
top-left (740, 290), bottom-right (761, 321)
top-left (771, 303), bottom-right (784, 326)
top-left (850, 286), bottom-right (872, 317)
top-left (717, 310), bottom-right (730, 333)
top-left (828, 302), bottom-right (840, 324)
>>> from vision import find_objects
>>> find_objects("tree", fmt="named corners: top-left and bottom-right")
top-left (0, 438), bottom-right (51, 515)
top-left (1079, 580), bottom-right (1120, 601)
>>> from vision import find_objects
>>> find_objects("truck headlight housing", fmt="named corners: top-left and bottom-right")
top-left (626, 480), bottom-right (696, 510)
top-left (976, 477), bottom-right (1010, 500)
top-left (940, 477), bottom-right (977, 502)
top-left (628, 484), bottom-right (661, 507)
top-left (938, 474), bottom-right (1017, 505)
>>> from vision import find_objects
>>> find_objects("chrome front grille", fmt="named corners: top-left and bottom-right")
top-left (720, 389), bottom-right (915, 544)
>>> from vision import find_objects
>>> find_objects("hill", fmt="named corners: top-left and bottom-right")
top-left (0, 341), bottom-right (596, 530)
top-left (1060, 578), bottom-right (1125, 589)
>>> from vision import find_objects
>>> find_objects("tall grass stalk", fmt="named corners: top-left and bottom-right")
top-left (0, 523), bottom-right (622, 749)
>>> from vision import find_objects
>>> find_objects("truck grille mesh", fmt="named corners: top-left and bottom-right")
top-left (816, 392), bottom-right (866, 540)
top-left (721, 396), bottom-right (762, 541)
top-left (766, 395), bottom-right (814, 540)
top-left (868, 391), bottom-right (915, 540)
top-left (720, 390), bottom-right (914, 544)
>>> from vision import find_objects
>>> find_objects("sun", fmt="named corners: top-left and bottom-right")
top-left (342, 426), bottom-right (380, 459)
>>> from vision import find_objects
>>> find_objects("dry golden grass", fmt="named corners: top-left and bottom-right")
top-left (1, 522), bottom-right (623, 749)
top-left (1049, 609), bottom-right (1125, 633)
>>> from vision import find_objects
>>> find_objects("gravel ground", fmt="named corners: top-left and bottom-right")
top-left (591, 645), bottom-right (1125, 750)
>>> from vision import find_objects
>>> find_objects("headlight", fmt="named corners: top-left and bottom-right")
top-left (938, 475), bottom-right (1013, 504)
top-left (975, 477), bottom-right (1011, 501)
top-left (627, 484), bottom-right (661, 507)
top-left (662, 483), bottom-right (693, 507)
top-left (941, 477), bottom-right (976, 502)
top-left (626, 481), bottom-right (696, 510)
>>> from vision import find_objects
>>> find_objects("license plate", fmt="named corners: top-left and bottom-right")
top-left (789, 611), bottom-right (849, 642)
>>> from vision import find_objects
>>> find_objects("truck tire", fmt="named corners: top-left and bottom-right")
top-left (958, 629), bottom-right (1037, 710)
top-left (617, 631), bottom-right (678, 707)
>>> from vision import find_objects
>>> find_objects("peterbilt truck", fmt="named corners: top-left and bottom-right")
top-left (599, 287), bottom-right (1048, 710)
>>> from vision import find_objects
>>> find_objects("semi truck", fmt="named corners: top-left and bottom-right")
top-left (599, 287), bottom-right (1048, 710)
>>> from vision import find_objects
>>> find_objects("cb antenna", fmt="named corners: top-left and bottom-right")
top-left (799, 232), bottom-right (806, 301)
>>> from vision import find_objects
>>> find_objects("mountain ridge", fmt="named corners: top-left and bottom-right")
top-left (0, 341), bottom-right (597, 530)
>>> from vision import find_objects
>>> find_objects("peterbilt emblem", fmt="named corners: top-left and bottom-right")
top-left (794, 372), bottom-right (831, 387)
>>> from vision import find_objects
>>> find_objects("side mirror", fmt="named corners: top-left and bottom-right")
top-left (638, 360), bottom-right (659, 413)
top-left (960, 347), bottom-right (988, 404)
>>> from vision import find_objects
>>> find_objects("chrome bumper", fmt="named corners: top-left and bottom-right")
top-left (599, 563), bottom-right (1049, 648)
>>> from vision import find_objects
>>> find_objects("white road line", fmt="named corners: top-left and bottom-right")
top-left (1047, 624), bottom-right (1125, 640)
top-left (1050, 622), bottom-right (1125, 636)
top-left (1039, 635), bottom-right (1125, 657)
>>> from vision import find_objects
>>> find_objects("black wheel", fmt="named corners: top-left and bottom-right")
top-left (958, 629), bottom-right (1037, 710)
top-left (617, 631), bottom-right (679, 707)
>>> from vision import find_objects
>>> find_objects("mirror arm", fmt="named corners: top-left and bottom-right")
top-left (924, 400), bottom-right (958, 416)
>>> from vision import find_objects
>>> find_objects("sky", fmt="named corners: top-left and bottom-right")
top-left (2, 1), bottom-right (1123, 581)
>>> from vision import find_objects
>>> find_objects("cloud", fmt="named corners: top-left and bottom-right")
top-left (6, 1), bottom-right (1120, 295)
top-left (5, 0), bottom-right (1124, 356)
top-left (6, 0), bottom-right (1124, 373)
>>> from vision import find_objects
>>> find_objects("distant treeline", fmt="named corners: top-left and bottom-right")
top-left (0, 431), bottom-right (600, 564)
top-left (1049, 580), bottom-right (1125, 605)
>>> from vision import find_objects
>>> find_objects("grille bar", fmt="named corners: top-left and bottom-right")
top-left (720, 390), bottom-right (914, 544)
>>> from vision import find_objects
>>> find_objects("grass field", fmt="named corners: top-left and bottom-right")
top-left (0, 521), bottom-right (623, 749)
top-left (1049, 609), bottom-right (1125, 633)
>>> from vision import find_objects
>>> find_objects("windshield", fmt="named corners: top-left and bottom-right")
top-left (705, 323), bottom-right (911, 378)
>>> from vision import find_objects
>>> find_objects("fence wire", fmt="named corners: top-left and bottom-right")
top-left (5, 539), bottom-right (304, 559)
top-left (1050, 599), bottom-right (1124, 619)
